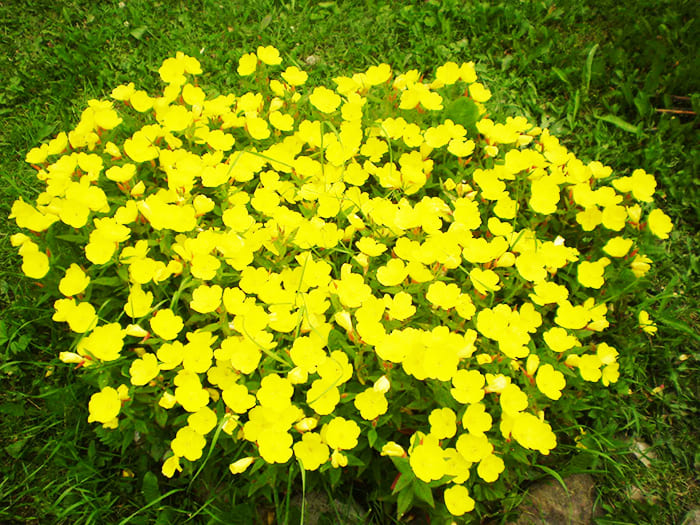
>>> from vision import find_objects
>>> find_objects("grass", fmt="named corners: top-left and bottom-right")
top-left (1, 0), bottom-right (698, 523)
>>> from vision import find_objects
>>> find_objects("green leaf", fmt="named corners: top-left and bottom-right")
top-left (141, 471), bottom-right (161, 504)
top-left (596, 114), bottom-right (641, 134)
top-left (5, 438), bottom-right (27, 458)
top-left (155, 406), bottom-right (168, 427)
top-left (396, 485), bottom-right (414, 518)
top-left (260, 13), bottom-right (273, 30)
top-left (55, 234), bottom-right (86, 243)
top-left (390, 456), bottom-right (413, 477)
top-left (444, 97), bottom-right (480, 135)
top-left (130, 26), bottom-right (148, 40)
top-left (584, 43), bottom-right (599, 93)
top-left (656, 317), bottom-right (700, 342)
top-left (412, 480), bottom-right (435, 507)
top-left (535, 464), bottom-right (567, 493)
top-left (368, 428), bottom-right (378, 447)
top-left (392, 473), bottom-right (413, 495)
top-left (552, 66), bottom-right (571, 87)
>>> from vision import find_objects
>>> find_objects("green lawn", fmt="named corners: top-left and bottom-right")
top-left (1, 0), bottom-right (698, 523)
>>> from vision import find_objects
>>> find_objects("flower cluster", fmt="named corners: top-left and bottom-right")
top-left (10, 48), bottom-right (671, 518)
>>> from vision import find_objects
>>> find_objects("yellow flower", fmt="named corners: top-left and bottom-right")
top-left (444, 484), bottom-right (475, 516)
top-left (500, 384), bottom-right (528, 415)
top-left (462, 403), bottom-right (492, 435)
top-left (189, 284), bottom-right (223, 314)
top-left (309, 86), bottom-right (341, 113)
top-left (365, 63), bottom-right (392, 85)
top-left (281, 66), bottom-right (308, 86)
top-left (20, 246), bottom-right (50, 279)
top-left (603, 236), bottom-right (634, 257)
top-left (426, 408), bottom-right (458, 443)
top-left (543, 327), bottom-right (580, 352)
top-left (477, 453), bottom-right (505, 482)
top-left (129, 353), bottom-right (160, 386)
top-left (435, 61), bottom-right (461, 85)
top-left (356, 236), bottom-right (387, 257)
top-left (647, 209), bottom-right (673, 239)
top-left (535, 364), bottom-right (566, 400)
top-left (322, 417), bottom-right (360, 450)
top-left (229, 457), bottom-right (255, 474)
top-left (77, 323), bottom-right (125, 361)
top-left (187, 407), bottom-right (218, 435)
top-left (638, 310), bottom-right (657, 335)
top-left (162, 455), bottom-right (182, 478)
top-left (124, 285), bottom-right (153, 319)
top-left (88, 386), bottom-right (122, 424)
top-left (222, 383), bottom-right (256, 414)
top-left (376, 258), bottom-right (409, 287)
top-left (455, 432), bottom-right (493, 463)
top-left (385, 291), bottom-right (416, 321)
top-left (150, 309), bottom-right (184, 340)
top-left (237, 52), bottom-right (257, 76)
top-left (159, 56), bottom-right (186, 85)
top-left (630, 254), bottom-right (652, 278)
top-left (469, 82), bottom-right (491, 102)
top-left (380, 442), bottom-right (406, 457)
top-left (409, 436), bottom-right (446, 482)
top-left (257, 45), bottom-right (282, 66)
top-left (171, 426), bottom-right (206, 461)
top-left (293, 432), bottom-right (329, 471)
top-left (307, 378), bottom-right (340, 415)
top-left (258, 430), bottom-right (293, 464)
top-left (469, 267), bottom-right (501, 295)
top-left (510, 412), bottom-right (557, 454)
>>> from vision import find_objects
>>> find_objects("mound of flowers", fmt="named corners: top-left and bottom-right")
top-left (9, 47), bottom-right (672, 518)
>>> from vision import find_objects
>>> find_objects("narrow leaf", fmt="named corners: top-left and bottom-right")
top-left (596, 114), bottom-right (641, 134)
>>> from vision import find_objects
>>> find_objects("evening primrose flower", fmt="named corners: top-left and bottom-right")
top-left (462, 403), bottom-right (492, 435)
top-left (58, 264), bottom-right (90, 297)
top-left (189, 284), bottom-right (223, 314)
top-left (638, 310), bottom-right (657, 335)
top-left (20, 245), bottom-right (50, 279)
top-left (426, 281), bottom-right (461, 310)
top-left (469, 267), bottom-right (501, 295)
top-left (229, 456), bottom-right (256, 474)
top-left (124, 285), bottom-right (153, 318)
top-left (150, 309), bottom-right (184, 340)
top-left (293, 432), bottom-right (329, 471)
top-left (444, 484), bottom-right (475, 516)
top-left (375, 443), bottom-right (403, 461)
top-left (535, 364), bottom-right (566, 400)
top-left (10, 52), bottom-right (680, 516)
top-left (187, 407), bottom-right (218, 435)
top-left (77, 323), bottom-right (125, 361)
top-left (353, 387), bottom-right (388, 420)
top-left (171, 426), bottom-right (207, 461)
top-left (323, 417), bottom-right (360, 451)
top-left (603, 236), bottom-right (634, 257)
top-left (281, 66), bottom-right (308, 86)
top-left (162, 456), bottom-right (182, 478)
top-left (257, 45), bottom-right (282, 66)
top-left (237, 53), bottom-right (257, 76)
top-left (129, 353), bottom-right (160, 386)
top-left (647, 209), bottom-right (673, 239)
top-left (477, 453), bottom-right (505, 482)
top-left (410, 435), bottom-right (447, 482)
top-left (630, 254), bottom-right (652, 278)
top-left (376, 259), bottom-right (409, 287)
top-left (309, 86), bottom-right (341, 113)
top-left (88, 386), bottom-right (122, 425)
